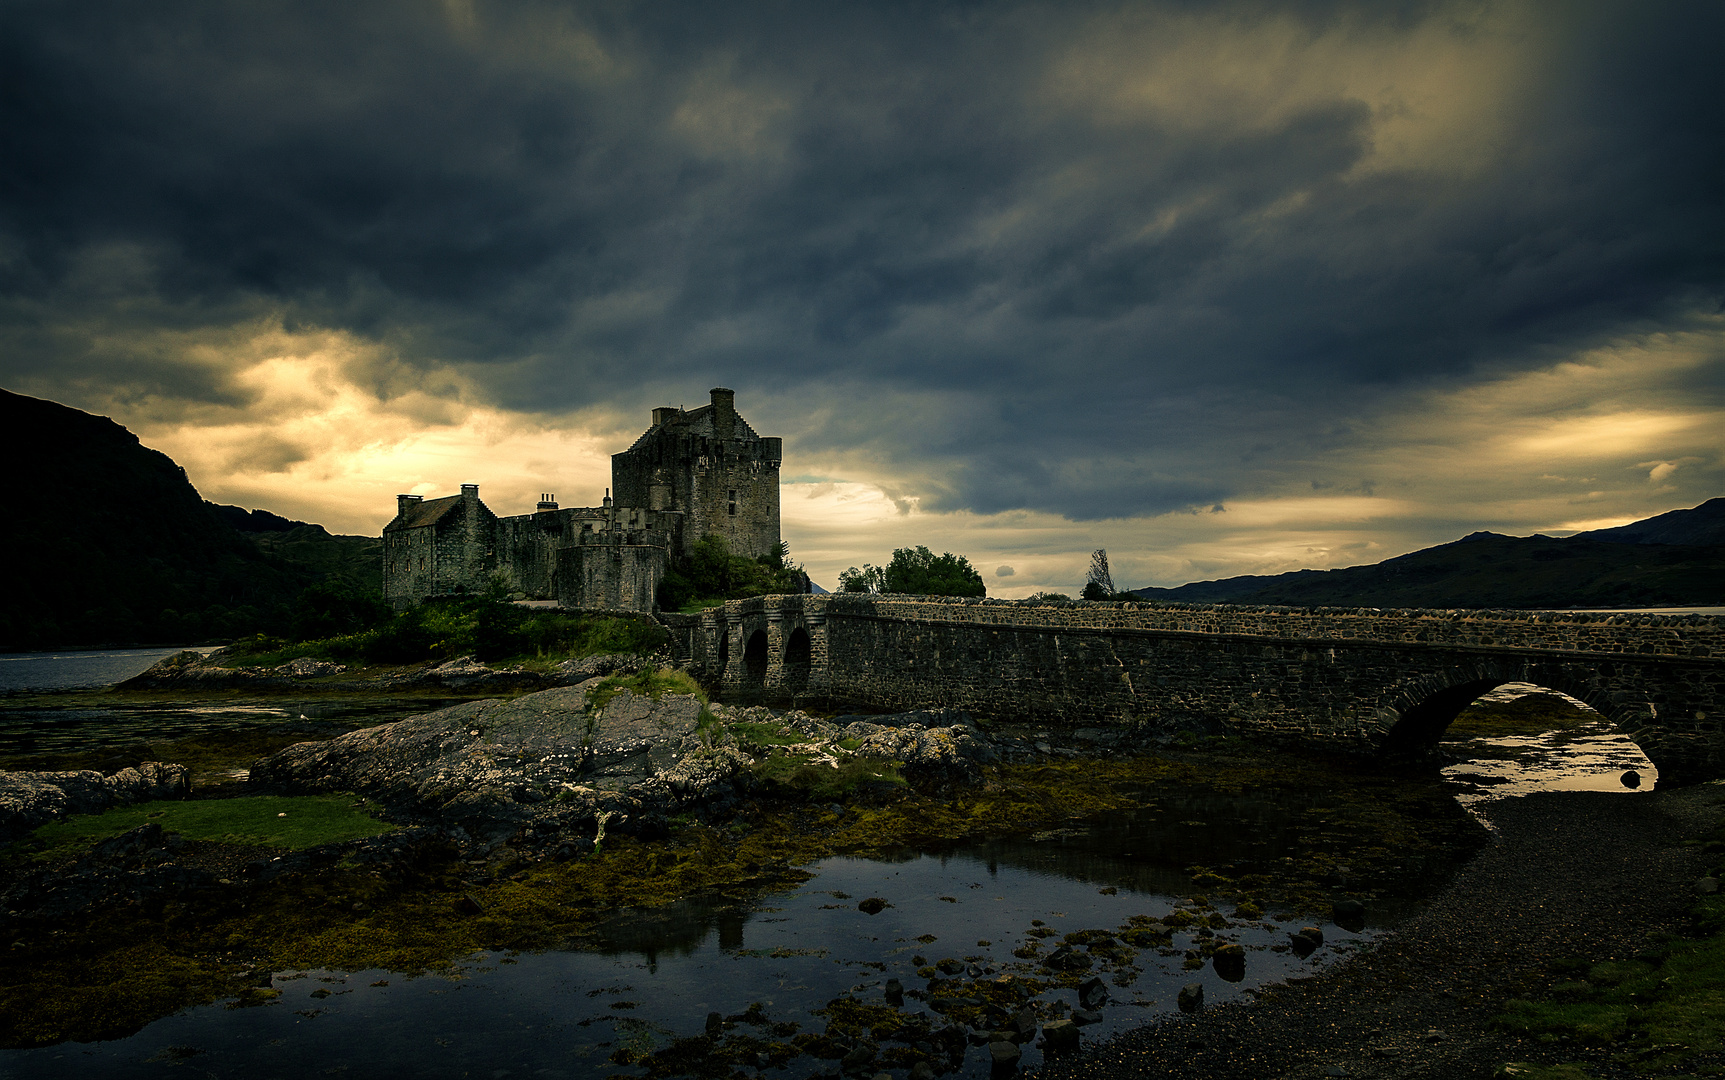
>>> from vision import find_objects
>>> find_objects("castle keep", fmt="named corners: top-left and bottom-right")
top-left (383, 388), bottom-right (781, 612)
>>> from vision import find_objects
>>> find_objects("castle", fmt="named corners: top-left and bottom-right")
top-left (382, 388), bottom-right (782, 612)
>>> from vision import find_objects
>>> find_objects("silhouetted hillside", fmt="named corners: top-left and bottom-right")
top-left (1134, 501), bottom-right (1725, 609)
top-left (0, 389), bottom-right (379, 648)
top-left (1573, 497), bottom-right (1725, 547)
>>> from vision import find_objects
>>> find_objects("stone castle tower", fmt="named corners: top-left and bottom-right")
top-left (383, 388), bottom-right (782, 612)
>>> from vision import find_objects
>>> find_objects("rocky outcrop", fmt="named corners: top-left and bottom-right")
top-left (0, 762), bottom-right (191, 840)
top-left (251, 681), bottom-right (749, 845)
top-left (704, 703), bottom-right (997, 778)
top-left (250, 686), bottom-right (1002, 849)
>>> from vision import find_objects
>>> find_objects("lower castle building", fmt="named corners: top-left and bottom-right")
top-left (382, 388), bottom-right (781, 612)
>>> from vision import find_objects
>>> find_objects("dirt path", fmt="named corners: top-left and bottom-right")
top-left (1034, 786), bottom-right (1721, 1080)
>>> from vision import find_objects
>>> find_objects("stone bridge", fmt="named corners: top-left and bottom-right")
top-left (663, 595), bottom-right (1725, 784)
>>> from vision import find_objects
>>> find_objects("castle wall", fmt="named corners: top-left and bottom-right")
top-left (382, 527), bottom-right (438, 608)
top-left (558, 535), bottom-right (669, 611)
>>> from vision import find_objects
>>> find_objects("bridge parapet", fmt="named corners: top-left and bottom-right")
top-left (822, 595), bottom-right (1725, 659)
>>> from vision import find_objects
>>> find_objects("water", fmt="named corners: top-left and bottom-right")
top-left (0, 648), bottom-right (215, 694)
top-left (0, 839), bottom-right (1381, 1080)
top-left (1438, 682), bottom-right (1659, 811)
top-left (0, 657), bottom-right (1662, 1076)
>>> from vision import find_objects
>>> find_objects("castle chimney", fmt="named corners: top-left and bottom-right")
top-left (651, 406), bottom-right (679, 427)
top-left (397, 493), bottom-right (423, 516)
top-left (460, 483), bottom-right (479, 502)
top-left (710, 387), bottom-right (736, 442)
top-left (603, 487), bottom-right (613, 509)
top-left (537, 493), bottom-right (558, 512)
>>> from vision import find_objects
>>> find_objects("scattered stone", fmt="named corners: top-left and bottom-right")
top-left (937, 958), bottom-right (966, 975)
top-left (1041, 1018), bottom-right (1080, 1052)
top-left (1333, 898), bottom-right (1367, 931)
top-left (1177, 983), bottom-right (1204, 1013)
top-left (884, 978), bottom-right (904, 1005)
top-left (1622, 770), bottom-right (1642, 789)
top-left (1291, 926), bottom-right (1324, 957)
top-left (1009, 1007), bottom-right (1037, 1041)
top-left (1078, 976), bottom-right (1109, 1009)
top-left (841, 1043), bottom-right (876, 1072)
top-left (1070, 1008), bottom-right (1102, 1026)
top-left (1696, 876), bottom-right (1719, 895)
top-left (858, 897), bottom-right (891, 914)
top-left (987, 1040), bottom-right (1021, 1069)
top-left (706, 1011), bottom-right (724, 1036)
top-left (909, 1062), bottom-right (936, 1080)
top-left (1212, 942), bottom-right (1246, 982)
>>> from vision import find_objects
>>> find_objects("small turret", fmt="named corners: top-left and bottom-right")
top-left (710, 387), bottom-right (736, 442)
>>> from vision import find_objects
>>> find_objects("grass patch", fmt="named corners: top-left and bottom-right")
top-left (21, 795), bottom-right (396, 859)
top-left (588, 668), bottom-right (707, 711)
top-left (1494, 843), bottom-right (1725, 1073)
top-left (731, 722), bottom-right (805, 748)
top-left (753, 752), bottom-right (906, 800)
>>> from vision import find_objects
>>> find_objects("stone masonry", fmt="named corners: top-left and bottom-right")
top-left (383, 389), bottom-right (782, 612)
top-left (666, 595), bottom-right (1725, 784)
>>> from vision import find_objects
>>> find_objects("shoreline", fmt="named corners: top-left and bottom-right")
top-left (1035, 785), bottom-right (1720, 1080)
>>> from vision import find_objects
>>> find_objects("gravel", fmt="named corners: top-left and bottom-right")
top-left (1034, 785), bottom-right (1723, 1080)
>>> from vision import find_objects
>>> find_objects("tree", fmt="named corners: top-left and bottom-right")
top-left (656, 534), bottom-right (810, 610)
top-left (841, 546), bottom-right (986, 597)
top-left (1082, 549), bottom-right (1116, 600)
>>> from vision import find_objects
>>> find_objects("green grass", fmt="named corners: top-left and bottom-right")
top-left (1494, 881), bottom-right (1725, 1074)
top-left (752, 752), bottom-right (906, 799)
top-left (588, 667), bottom-right (707, 711)
top-left (21, 795), bottom-right (396, 859)
top-left (731, 721), bottom-right (805, 748)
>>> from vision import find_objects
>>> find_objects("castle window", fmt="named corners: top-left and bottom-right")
top-left (728, 489), bottom-right (737, 516)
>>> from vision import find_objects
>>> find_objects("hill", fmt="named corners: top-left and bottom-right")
top-left (1132, 499), bottom-right (1725, 609)
top-left (0, 389), bottom-right (380, 649)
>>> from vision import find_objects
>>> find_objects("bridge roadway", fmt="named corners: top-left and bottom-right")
top-left (664, 595), bottom-right (1725, 785)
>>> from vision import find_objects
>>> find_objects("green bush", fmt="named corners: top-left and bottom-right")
top-left (656, 535), bottom-right (809, 610)
top-left (839, 546), bottom-right (985, 597)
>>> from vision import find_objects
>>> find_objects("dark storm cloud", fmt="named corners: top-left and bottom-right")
top-left (1, 0), bottom-right (1719, 518)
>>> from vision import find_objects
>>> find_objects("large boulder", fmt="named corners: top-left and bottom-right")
top-left (251, 682), bottom-right (751, 844)
top-left (0, 761), bottom-right (191, 840)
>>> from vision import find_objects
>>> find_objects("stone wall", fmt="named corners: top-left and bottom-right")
top-left (672, 594), bottom-right (1725, 783)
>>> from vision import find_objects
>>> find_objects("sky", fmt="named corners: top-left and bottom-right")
top-left (2, 0), bottom-right (1720, 597)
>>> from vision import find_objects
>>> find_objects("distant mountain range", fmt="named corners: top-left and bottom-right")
top-left (1, 388), bottom-right (379, 649)
top-left (1131, 498), bottom-right (1725, 609)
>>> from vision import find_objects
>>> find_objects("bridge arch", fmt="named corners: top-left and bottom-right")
top-left (743, 629), bottom-right (769, 684)
top-left (1379, 662), bottom-right (1652, 766)
top-left (782, 626), bottom-right (812, 692)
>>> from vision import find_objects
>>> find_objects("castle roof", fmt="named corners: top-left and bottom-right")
top-left (623, 403), bottom-right (761, 452)
top-left (384, 494), bottom-right (464, 532)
